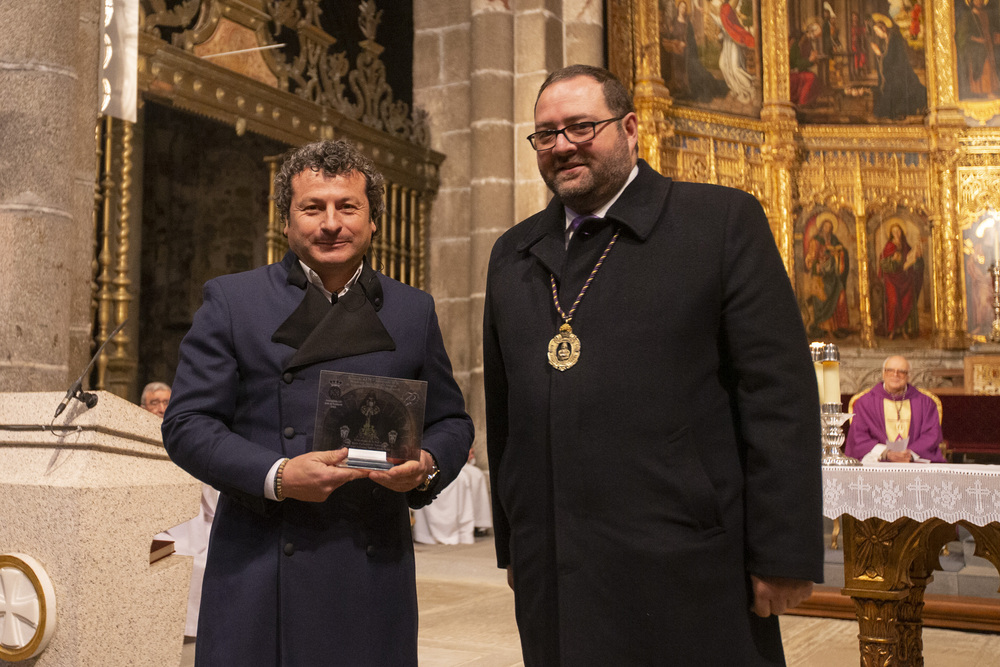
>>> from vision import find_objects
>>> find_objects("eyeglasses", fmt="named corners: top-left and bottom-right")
top-left (883, 368), bottom-right (909, 377)
top-left (144, 399), bottom-right (169, 408)
top-left (526, 116), bottom-right (625, 151)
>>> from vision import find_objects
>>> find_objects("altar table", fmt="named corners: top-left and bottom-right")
top-left (822, 464), bottom-right (1000, 666)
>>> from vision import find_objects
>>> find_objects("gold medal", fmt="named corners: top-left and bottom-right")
top-left (547, 323), bottom-right (581, 371)
top-left (547, 226), bottom-right (620, 372)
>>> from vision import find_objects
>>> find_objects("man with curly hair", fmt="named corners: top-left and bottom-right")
top-left (163, 139), bottom-right (473, 666)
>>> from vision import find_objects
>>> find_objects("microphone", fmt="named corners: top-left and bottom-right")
top-left (53, 318), bottom-right (129, 419)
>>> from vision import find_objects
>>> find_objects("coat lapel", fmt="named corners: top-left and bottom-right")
top-left (271, 255), bottom-right (396, 371)
top-left (517, 195), bottom-right (568, 279)
top-left (603, 160), bottom-right (673, 240)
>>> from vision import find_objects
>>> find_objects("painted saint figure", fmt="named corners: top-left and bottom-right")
top-left (849, 11), bottom-right (868, 78)
top-left (878, 223), bottom-right (924, 339)
top-left (871, 16), bottom-right (927, 118)
top-left (714, 0), bottom-right (758, 104)
top-left (957, 0), bottom-right (1000, 99)
top-left (804, 216), bottom-right (851, 338)
top-left (663, 0), bottom-right (728, 102)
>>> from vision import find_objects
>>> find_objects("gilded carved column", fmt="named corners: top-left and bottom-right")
top-left (631, 0), bottom-right (673, 173)
top-left (95, 116), bottom-right (115, 390)
top-left (759, 0), bottom-right (789, 108)
top-left (854, 154), bottom-right (875, 348)
top-left (760, 137), bottom-right (796, 279)
top-left (926, 0), bottom-right (968, 348)
top-left (758, 0), bottom-right (797, 278)
top-left (930, 133), bottom-right (967, 349)
top-left (106, 120), bottom-right (136, 399)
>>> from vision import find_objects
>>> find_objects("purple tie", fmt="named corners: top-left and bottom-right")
top-left (569, 215), bottom-right (598, 233)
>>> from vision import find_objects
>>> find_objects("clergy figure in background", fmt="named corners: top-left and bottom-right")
top-left (140, 381), bottom-right (171, 417)
top-left (844, 355), bottom-right (945, 463)
top-left (146, 380), bottom-right (218, 638)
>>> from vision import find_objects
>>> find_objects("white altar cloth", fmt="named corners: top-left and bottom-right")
top-left (822, 464), bottom-right (1000, 525)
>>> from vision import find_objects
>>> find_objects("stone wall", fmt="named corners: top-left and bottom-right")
top-left (413, 0), bottom-right (604, 462)
top-left (0, 0), bottom-right (103, 392)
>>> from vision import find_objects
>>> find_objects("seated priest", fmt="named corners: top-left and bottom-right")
top-left (844, 355), bottom-right (945, 463)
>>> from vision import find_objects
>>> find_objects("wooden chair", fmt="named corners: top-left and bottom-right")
top-left (829, 386), bottom-right (945, 550)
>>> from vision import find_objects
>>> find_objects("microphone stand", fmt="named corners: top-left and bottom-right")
top-left (53, 318), bottom-right (129, 419)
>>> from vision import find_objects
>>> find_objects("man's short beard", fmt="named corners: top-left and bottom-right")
top-left (544, 128), bottom-right (633, 214)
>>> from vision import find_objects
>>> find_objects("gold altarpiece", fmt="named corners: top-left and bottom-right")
top-left (608, 0), bottom-right (1000, 353)
top-left (90, 0), bottom-right (441, 399)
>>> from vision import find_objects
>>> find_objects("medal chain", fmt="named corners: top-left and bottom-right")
top-left (549, 228), bottom-right (621, 325)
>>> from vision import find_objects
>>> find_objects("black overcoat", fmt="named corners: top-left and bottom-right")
top-left (483, 161), bottom-right (823, 665)
top-left (163, 252), bottom-right (473, 666)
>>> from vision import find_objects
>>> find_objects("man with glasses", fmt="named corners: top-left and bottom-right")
top-left (845, 355), bottom-right (945, 463)
top-left (483, 65), bottom-right (823, 665)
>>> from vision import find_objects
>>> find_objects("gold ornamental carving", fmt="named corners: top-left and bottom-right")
top-left (840, 515), bottom-right (959, 666)
top-left (606, 0), bottom-right (1000, 349)
top-left (91, 0), bottom-right (440, 398)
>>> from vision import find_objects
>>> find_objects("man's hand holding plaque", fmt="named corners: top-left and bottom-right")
top-left (369, 449), bottom-right (437, 492)
top-left (281, 449), bottom-right (371, 502)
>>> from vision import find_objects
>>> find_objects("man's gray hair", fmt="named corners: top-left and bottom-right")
top-left (141, 381), bottom-right (170, 405)
top-left (272, 140), bottom-right (386, 235)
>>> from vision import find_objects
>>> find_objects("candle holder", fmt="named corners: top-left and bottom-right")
top-left (814, 342), bottom-right (861, 466)
top-left (820, 403), bottom-right (860, 466)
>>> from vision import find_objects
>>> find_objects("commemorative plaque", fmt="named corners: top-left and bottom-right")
top-left (312, 371), bottom-right (427, 470)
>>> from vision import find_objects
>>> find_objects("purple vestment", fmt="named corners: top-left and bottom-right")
top-left (844, 383), bottom-right (945, 462)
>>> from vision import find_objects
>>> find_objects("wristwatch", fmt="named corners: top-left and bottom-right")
top-left (416, 458), bottom-right (439, 492)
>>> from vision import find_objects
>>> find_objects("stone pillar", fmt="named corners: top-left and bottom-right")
top-left (468, 1), bottom-right (515, 454)
top-left (414, 0), bottom-right (605, 464)
top-left (0, 0), bottom-right (102, 392)
top-left (413, 1), bottom-right (477, 433)
top-left (564, 0), bottom-right (603, 67)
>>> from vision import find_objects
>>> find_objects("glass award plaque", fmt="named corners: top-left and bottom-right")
top-left (312, 371), bottom-right (427, 470)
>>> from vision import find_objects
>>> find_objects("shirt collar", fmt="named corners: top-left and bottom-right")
top-left (298, 260), bottom-right (363, 302)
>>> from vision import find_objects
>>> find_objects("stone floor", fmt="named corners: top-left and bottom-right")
top-left (180, 536), bottom-right (1000, 666)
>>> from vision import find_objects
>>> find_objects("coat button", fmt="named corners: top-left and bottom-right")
top-left (373, 297), bottom-right (382, 308)
top-left (283, 426), bottom-right (295, 439)
top-left (366, 545), bottom-right (376, 557)
top-left (283, 543), bottom-right (295, 556)
top-left (282, 372), bottom-right (294, 384)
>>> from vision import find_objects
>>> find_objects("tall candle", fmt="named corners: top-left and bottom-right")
top-left (814, 361), bottom-right (825, 404)
top-left (994, 220), bottom-right (999, 267)
top-left (823, 360), bottom-right (840, 406)
top-left (810, 342), bottom-right (826, 404)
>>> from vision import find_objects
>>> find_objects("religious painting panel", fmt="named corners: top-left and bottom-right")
top-left (955, 0), bottom-right (1000, 125)
top-left (866, 209), bottom-right (933, 340)
top-left (962, 212), bottom-right (1000, 339)
top-left (788, 0), bottom-right (927, 123)
top-left (795, 206), bottom-right (860, 340)
top-left (659, 0), bottom-right (763, 116)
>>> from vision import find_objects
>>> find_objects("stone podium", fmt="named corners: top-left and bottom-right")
top-left (0, 392), bottom-right (201, 665)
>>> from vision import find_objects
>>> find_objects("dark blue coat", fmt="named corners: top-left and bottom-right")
top-left (163, 253), bottom-right (473, 666)
top-left (484, 161), bottom-right (823, 665)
